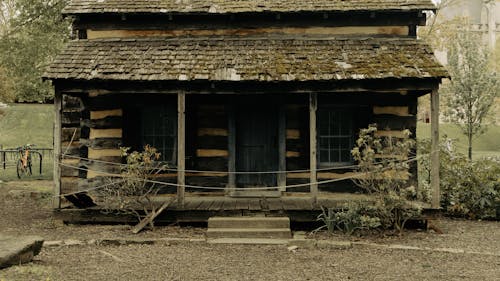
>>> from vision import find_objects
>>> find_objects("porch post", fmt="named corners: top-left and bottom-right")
top-left (53, 90), bottom-right (62, 209)
top-left (430, 89), bottom-right (440, 209)
top-left (177, 92), bottom-right (186, 207)
top-left (309, 93), bottom-right (318, 202)
top-left (278, 106), bottom-right (287, 191)
top-left (228, 105), bottom-right (236, 191)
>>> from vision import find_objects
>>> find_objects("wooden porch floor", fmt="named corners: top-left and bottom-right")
top-left (166, 193), bottom-right (431, 211)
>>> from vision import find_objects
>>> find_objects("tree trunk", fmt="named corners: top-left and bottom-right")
top-left (468, 133), bottom-right (473, 160)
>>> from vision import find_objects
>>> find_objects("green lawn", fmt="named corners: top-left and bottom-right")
top-left (417, 122), bottom-right (500, 159)
top-left (0, 104), bottom-right (54, 181)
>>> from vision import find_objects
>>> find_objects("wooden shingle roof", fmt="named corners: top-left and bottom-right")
top-left (44, 37), bottom-right (448, 82)
top-left (62, 0), bottom-right (437, 15)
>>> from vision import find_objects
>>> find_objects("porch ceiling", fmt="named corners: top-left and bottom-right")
top-left (44, 37), bottom-right (448, 83)
top-left (63, 0), bottom-right (436, 15)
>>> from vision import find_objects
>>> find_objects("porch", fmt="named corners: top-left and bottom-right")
top-left (58, 192), bottom-right (432, 223)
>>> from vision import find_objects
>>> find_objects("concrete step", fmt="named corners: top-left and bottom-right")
top-left (207, 238), bottom-right (289, 245)
top-left (206, 228), bottom-right (292, 239)
top-left (208, 216), bottom-right (290, 229)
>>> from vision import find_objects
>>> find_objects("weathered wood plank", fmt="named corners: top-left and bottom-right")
top-left (197, 128), bottom-right (228, 137)
top-left (82, 116), bottom-right (122, 129)
top-left (87, 26), bottom-right (409, 39)
top-left (177, 92), bottom-right (186, 207)
top-left (286, 129), bottom-right (300, 139)
top-left (80, 138), bottom-right (122, 149)
top-left (196, 149), bottom-right (228, 157)
top-left (61, 128), bottom-right (81, 142)
top-left (131, 200), bottom-right (172, 234)
top-left (430, 89), bottom-right (440, 209)
top-left (278, 106), bottom-right (287, 191)
top-left (90, 109), bottom-right (123, 119)
top-left (286, 151), bottom-right (300, 157)
top-left (89, 129), bottom-right (122, 139)
top-left (61, 177), bottom-right (79, 194)
top-left (373, 106), bottom-right (410, 116)
top-left (309, 93), bottom-right (318, 201)
top-left (88, 148), bottom-right (122, 159)
top-left (54, 92), bottom-right (62, 208)
top-left (227, 106), bottom-right (236, 190)
top-left (235, 199), bottom-right (249, 210)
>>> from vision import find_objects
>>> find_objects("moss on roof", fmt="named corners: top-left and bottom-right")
top-left (62, 0), bottom-right (436, 15)
top-left (44, 37), bottom-right (448, 82)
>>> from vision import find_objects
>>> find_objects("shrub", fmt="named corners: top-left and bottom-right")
top-left (351, 125), bottom-right (422, 234)
top-left (93, 145), bottom-right (169, 229)
top-left (316, 203), bottom-right (381, 235)
top-left (419, 139), bottom-right (500, 219)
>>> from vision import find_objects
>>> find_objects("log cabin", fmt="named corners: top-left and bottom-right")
top-left (43, 0), bottom-right (447, 223)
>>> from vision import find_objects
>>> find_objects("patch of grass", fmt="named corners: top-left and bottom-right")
top-left (0, 104), bottom-right (54, 181)
top-left (417, 122), bottom-right (500, 159)
top-left (0, 103), bottom-right (53, 148)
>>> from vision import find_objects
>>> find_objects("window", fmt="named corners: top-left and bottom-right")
top-left (141, 105), bottom-right (177, 163)
top-left (318, 107), bottom-right (355, 166)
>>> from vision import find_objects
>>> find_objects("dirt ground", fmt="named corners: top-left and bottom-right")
top-left (0, 180), bottom-right (499, 281)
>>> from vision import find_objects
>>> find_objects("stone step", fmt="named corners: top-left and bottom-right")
top-left (206, 228), bottom-right (292, 239)
top-left (208, 216), bottom-right (290, 229)
top-left (207, 238), bottom-right (289, 245)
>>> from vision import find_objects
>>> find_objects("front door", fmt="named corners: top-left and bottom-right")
top-left (236, 106), bottom-right (279, 187)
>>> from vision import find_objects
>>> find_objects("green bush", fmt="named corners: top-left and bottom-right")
top-left (419, 139), bottom-right (500, 219)
top-left (316, 203), bottom-right (381, 235)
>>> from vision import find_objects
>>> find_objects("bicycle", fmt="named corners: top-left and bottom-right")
top-left (16, 144), bottom-right (34, 179)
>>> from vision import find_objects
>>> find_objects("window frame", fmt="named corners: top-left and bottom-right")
top-left (140, 104), bottom-right (177, 165)
top-left (317, 105), bottom-right (357, 168)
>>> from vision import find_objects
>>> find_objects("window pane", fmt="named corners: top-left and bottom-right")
top-left (319, 137), bottom-right (329, 150)
top-left (319, 149), bottom-right (329, 163)
top-left (341, 149), bottom-right (351, 162)
top-left (331, 138), bottom-right (340, 150)
top-left (141, 105), bottom-right (177, 163)
top-left (318, 106), bottom-right (356, 165)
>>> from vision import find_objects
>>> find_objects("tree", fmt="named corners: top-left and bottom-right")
top-left (442, 29), bottom-right (499, 160)
top-left (0, 0), bottom-right (70, 102)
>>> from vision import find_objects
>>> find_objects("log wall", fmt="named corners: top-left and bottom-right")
top-left (60, 94), bottom-right (84, 203)
top-left (186, 104), bottom-right (229, 190)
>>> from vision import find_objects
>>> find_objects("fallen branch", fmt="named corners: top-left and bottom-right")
top-left (131, 200), bottom-right (172, 234)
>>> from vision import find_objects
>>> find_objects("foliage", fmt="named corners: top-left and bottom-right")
top-left (419, 139), bottom-right (500, 219)
top-left (94, 145), bottom-right (168, 229)
top-left (316, 203), bottom-right (381, 235)
top-left (0, 0), bottom-right (71, 102)
top-left (441, 29), bottom-right (499, 159)
top-left (350, 125), bottom-right (421, 234)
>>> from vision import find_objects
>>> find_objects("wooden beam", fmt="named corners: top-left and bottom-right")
top-left (86, 26), bottom-right (409, 39)
top-left (177, 92), bottom-right (186, 207)
top-left (89, 128), bottom-right (122, 139)
top-left (88, 148), bottom-right (122, 159)
top-left (278, 106), bottom-right (286, 191)
top-left (430, 89), bottom-right (440, 209)
top-left (197, 128), bottom-right (228, 137)
top-left (373, 106), bottom-right (410, 116)
top-left (227, 106), bottom-right (236, 191)
top-left (309, 93), bottom-right (318, 202)
top-left (53, 91), bottom-right (62, 209)
top-left (286, 129), bottom-right (300, 139)
top-left (90, 109), bottom-right (122, 119)
top-left (131, 200), bottom-right (172, 234)
top-left (196, 149), bottom-right (228, 157)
